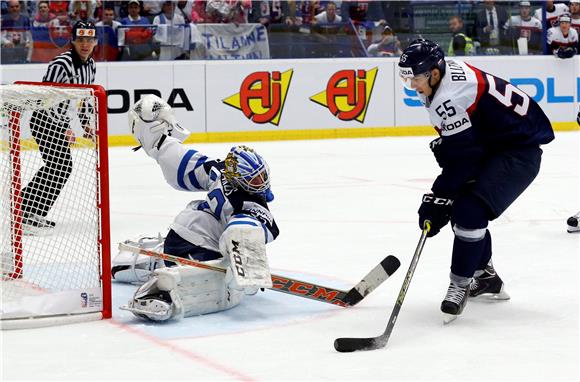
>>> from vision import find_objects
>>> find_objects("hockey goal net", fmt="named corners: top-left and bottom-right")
top-left (0, 82), bottom-right (111, 329)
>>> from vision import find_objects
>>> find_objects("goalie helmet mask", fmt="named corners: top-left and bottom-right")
top-left (398, 38), bottom-right (446, 90)
top-left (224, 146), bottom-right (272, 199)
top-left (129, 94), bottom-right (190, 150)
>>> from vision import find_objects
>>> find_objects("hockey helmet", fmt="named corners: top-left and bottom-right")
top-left (398, 39), bottom-right (446, 90)
top-left (559, 13), bottom-right (572, 23)
top-left (72, 20), bottom-right (97, 40)
top-left (224, 146), bottom-right (271, 195)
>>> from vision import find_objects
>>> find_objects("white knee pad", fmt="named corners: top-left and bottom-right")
top-left (112, 235), bottom-right (165, 283)
top-left (219, 222), bottom-right (272, 292)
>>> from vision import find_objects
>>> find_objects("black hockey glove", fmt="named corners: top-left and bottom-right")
top-left (556, 46), bottom-right (576, 59)
top-left (577, 110), bottom-right (579, 126)
top-left (418, 193), bottom-right (453, 237)
top-left (429, 137), bottom-right (445, 168)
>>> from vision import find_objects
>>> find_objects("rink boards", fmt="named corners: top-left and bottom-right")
top-left (1, 55), bottom-right (578, 144)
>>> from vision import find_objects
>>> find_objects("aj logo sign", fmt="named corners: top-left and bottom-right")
top-left (223, 70), bottom-right (293, 126)
top-left (310, 68), bottom-right (378, 123)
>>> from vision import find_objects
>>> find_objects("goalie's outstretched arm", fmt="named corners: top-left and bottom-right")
top-left (129, 94), bottom-right (218, 192)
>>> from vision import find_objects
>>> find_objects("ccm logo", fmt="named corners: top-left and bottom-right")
top-left (422, 194), bottom-right (453, 206)
top-left (231, 240), bottom-right (245, 277)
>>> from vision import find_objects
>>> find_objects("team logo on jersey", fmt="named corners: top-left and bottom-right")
top-left (309, 68), bottom-right (377, 123)
top-left (223, 70), bottom-right (293, 126)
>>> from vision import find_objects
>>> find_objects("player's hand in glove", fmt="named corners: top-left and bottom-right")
top-left (418, 193), bottom-right (453, 237)
top-left (429, 137), bottom-right (445, 168)
top-left (556, 46), bottom-right (576, 59)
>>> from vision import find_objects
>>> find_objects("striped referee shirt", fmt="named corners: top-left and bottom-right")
top-left (42, 48), bottom-right (96, 85)
top-left (42, 48), bottom-right (96, 123)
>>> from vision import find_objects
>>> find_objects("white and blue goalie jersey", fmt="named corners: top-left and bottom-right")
top-left (154, 137), bottom-right (279, 253)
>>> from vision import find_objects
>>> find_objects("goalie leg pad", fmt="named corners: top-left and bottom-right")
top-left (219, 222), bottom-right (272, 291)
top-left (163, 264), bottom-right (244, 318)
top-left (112, 235), bottom-right (165, 283)
top-left (124, 262), bottom-right (244, 321)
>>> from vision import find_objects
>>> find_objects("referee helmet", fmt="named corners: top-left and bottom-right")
top-left (72, 20), bottom-right (97, 41)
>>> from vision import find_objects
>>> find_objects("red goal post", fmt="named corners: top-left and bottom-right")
top-left (1, 82), bottom-right (111, 329)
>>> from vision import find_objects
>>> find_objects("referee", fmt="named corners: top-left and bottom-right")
top-left (21, 20), bottom-right (98, 232)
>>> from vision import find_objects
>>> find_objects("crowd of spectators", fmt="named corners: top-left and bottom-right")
top-left (0, 0), bottom-right (578, 63)
top-left (446, 0), bottom-right (577, 57)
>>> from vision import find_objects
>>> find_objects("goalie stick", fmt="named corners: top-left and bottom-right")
top-left (334, 221), bottom-right (431, 352)
top-left (118, 242), bottom-right (400, 307)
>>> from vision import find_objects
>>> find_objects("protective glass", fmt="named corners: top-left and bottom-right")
top-left (399, 70), bottom-right (430, 90)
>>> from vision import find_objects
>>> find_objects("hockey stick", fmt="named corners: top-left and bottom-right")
top-left (118, 242), bottom-right (400, 307)
top-left (334, 221), bottom-right (431, 352)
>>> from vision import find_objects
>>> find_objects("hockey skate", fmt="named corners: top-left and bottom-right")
top-left (22, 212), bottom-right (56, 236)
top-left (120, 277), bottom-right (174, 321)
top-left (469, 262), bottom-right (510, 301)
top-left (567, 212), bottom-right (580, 233)
top-left (441, 281), bottom-right (470, 324)
top-left (121, 293), bottom-right (173, 321)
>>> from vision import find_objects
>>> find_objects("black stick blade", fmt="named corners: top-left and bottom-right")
top-left (334, 337), bottom-right (386, 352)
top-left (381, 255), bottom-right (401, 275)
top-left (343, 255), bottom-right (401, 306)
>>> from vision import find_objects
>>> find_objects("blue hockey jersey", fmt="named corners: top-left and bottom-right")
top-left (420, 60), bottom-right (554, 197)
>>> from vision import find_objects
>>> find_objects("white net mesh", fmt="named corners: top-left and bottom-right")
top-left (0, 84), bottom-right (108, 324)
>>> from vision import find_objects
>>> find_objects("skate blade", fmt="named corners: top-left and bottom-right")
top-left (119, 304), bottom-right (166, 317)
top-left (470, 288), bottom-right (511, 301)
top-left (567, 227), bottom-right (580, 233)
top-left (119, 302), bottom-right (173, 321)
top-left (442, 313), bottom-right (458, 325)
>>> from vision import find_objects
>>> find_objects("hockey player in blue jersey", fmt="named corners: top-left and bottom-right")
top-left (398, 39), bottom-right (554, 322)
top-left (114, 95), bottom-right (280, 321)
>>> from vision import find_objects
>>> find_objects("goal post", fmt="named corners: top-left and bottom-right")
top-left (0, 82), bottom-right (111, 329)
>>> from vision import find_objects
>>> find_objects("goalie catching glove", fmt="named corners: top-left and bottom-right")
top-left (129, 94), bottom-right (190, 158)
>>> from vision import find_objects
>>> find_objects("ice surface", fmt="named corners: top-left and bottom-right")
top-left (2, 133), bottom-right (578, 381)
